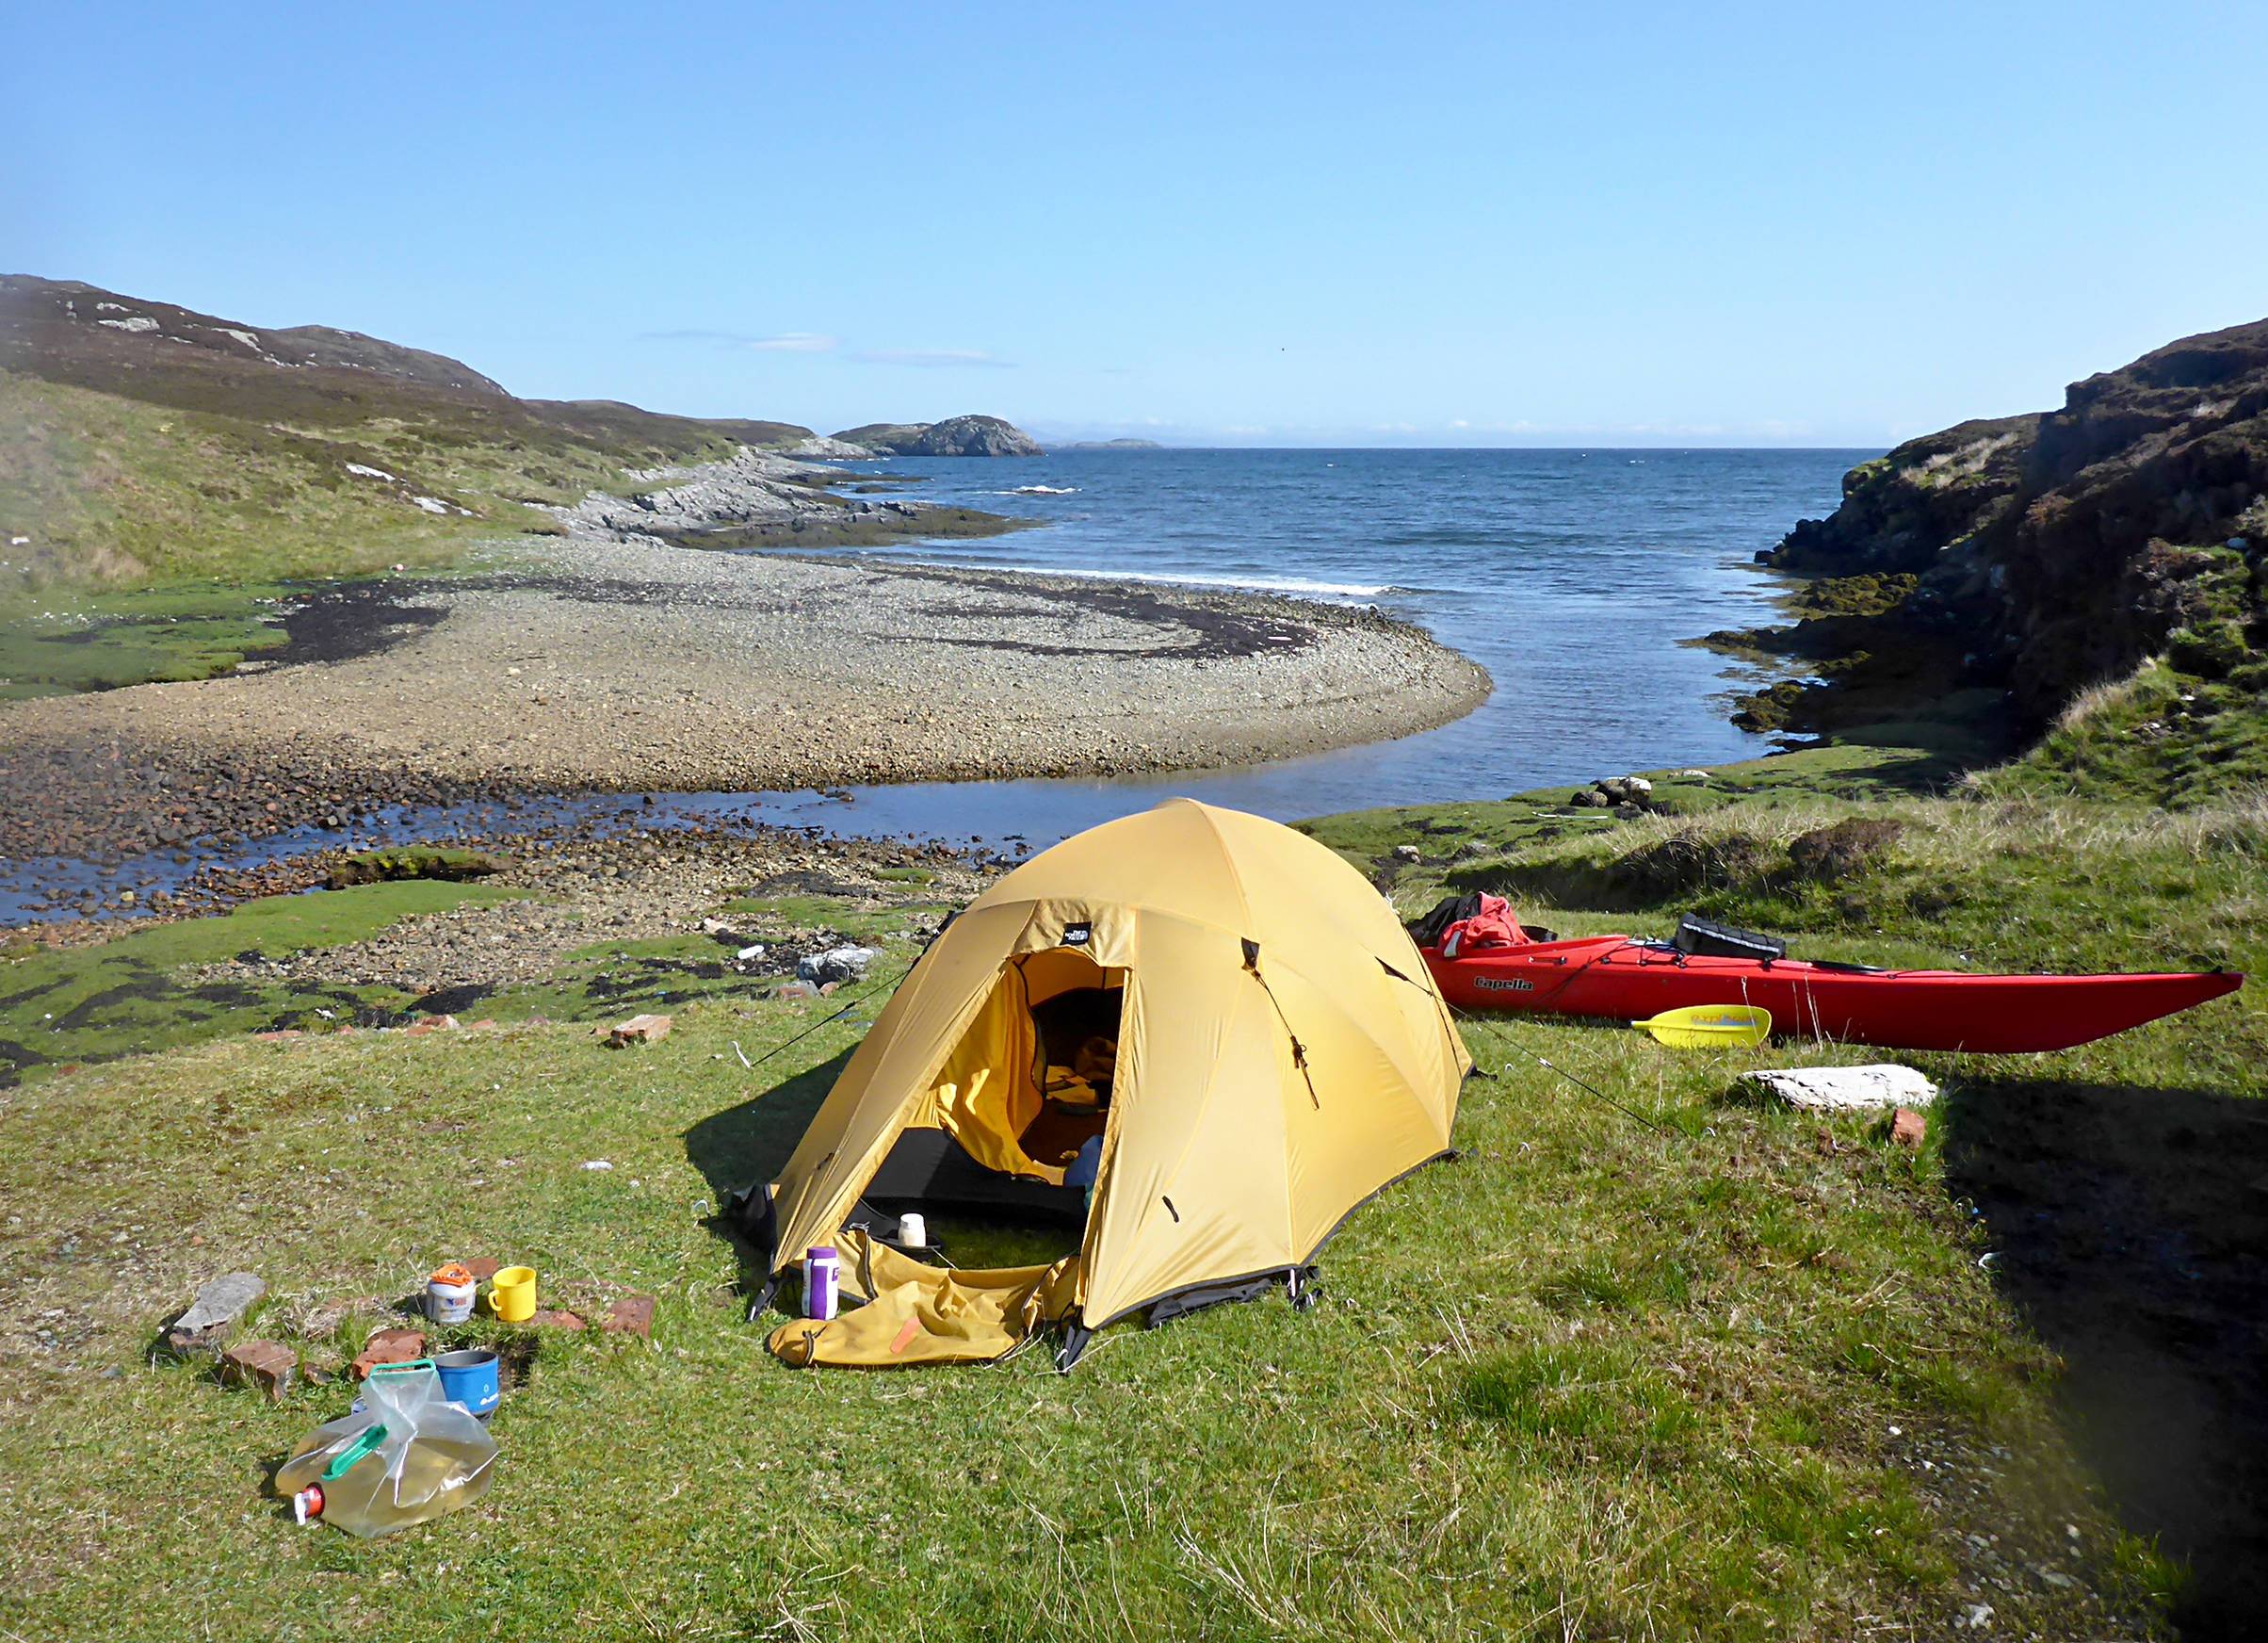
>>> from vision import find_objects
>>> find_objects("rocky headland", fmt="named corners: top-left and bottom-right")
top-left (1726, 317), bottom-right (2268, 745)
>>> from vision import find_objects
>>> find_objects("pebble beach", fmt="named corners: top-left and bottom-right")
top-left (0, 531), bottom-right (1491, 870)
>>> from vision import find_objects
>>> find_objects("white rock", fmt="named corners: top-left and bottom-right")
top-left (1744, 1064), bottom-right (1938, 1113)
top-left (582, 1160), bottom-right (614, 1171)
top-left (798, 945), bottom-right (880, 985)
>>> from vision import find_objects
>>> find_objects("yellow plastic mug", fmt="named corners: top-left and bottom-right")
top-left (489, 1265), bottom-right (537, 1323)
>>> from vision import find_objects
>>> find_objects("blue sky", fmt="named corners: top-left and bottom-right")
top-left (7, 1), bottom-right (2264, 447)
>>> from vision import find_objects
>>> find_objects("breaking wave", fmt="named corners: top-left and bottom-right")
top-left (959, 561), bottom-right (1398, 600)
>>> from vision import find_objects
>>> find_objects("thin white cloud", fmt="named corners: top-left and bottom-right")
top-left (850, 347), bottom-right (1015, 369)
top-left (749, 332), bottom-right (838, 353)
top-left (639, 328), bottom-right (838, 353)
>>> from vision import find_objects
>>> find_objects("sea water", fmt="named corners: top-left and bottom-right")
top-left (790, 446), bottom-right (1870, 814)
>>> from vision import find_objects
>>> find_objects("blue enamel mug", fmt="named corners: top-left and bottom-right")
top-left (433, 1347), bottom-right (500, 1418)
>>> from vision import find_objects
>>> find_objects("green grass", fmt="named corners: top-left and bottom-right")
top-left (1, 363), bottom-right (690, 695)
top-left (0, 991), bottom-right (2165, 1641)
top-left (0, 577), bottom-right (294, 700)
top-left (1, 761), bottom-right (2242, 1637)
top-left (5, 733), bottom-right (2261, 1636)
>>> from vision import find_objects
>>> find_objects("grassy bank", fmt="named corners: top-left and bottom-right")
top-left (0, 371), bottom-right (586, 589)
top-left (4, 740), bottom-right (2260, 1638)
top-left (1302, 740), bottom-right (2265, 1635)
top-left (0, 972), bottom-right (2176, 1641)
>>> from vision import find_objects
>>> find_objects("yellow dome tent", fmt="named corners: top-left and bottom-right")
top-left (733, 799), bottom-right (1471, 1370)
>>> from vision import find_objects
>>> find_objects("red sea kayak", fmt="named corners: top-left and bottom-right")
top-left (1421, 935), bottom-right (2244, 1053)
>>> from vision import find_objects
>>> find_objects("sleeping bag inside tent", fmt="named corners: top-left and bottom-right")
top-left (728, 798), bottom-right (1471, 1370)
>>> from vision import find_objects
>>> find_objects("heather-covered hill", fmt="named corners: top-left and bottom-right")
top-left (0, 275), bottom-right (813, 585)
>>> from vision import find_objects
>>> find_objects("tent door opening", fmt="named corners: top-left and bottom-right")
top-left (858, 946), bottom-right (1124, 1253)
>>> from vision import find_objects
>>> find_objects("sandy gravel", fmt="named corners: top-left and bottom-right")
top-left (0, 535), bottom-right (1489, 861)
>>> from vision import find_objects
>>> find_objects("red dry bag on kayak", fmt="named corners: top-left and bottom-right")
top-left (1441, 893), bottom-right (1529, 958)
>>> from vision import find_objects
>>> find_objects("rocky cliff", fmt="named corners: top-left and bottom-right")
top-left (833, 415), bottom-right (1043, 457)
top-left (1763, 318), bottom-right (2268, 725)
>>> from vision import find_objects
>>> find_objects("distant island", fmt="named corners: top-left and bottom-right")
top-left (1054, 438), bottom-right (1165, 450)
top-left (833, 416), bottom-right (1044, 458)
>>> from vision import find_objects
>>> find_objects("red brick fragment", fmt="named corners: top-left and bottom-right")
top-left (600, 1295), bottom-right (656, 1340)
top-left (350, 1326), bottom-right (427, 1379)
top-left (1889, 1107), bottom-right (1928, 1148)
top-left (596, 1014), bottom-right (671, 1047)
top-left (530, 1309), bottom-right (586, 1331)
top-left (220, 1339), bottom-right (299, 1401)
top-left (463, 1258), bottom-right (503, 1283)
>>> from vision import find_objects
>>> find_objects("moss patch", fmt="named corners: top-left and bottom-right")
top-left (0, 881), bottom-right (527, 1085)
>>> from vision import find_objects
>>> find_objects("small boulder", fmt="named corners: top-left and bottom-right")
top-left (797, 946), bottom-right (879, 986)
top-left (1745, 1064), bottom-right (1938, 1113)
top-left (597, 1013), bottom-right (672, 1048)
top-left (219, 1339), bottom-right (299, 1401)
top-left (1391, 844), bottom-right (1422, 863)
top-left (166, 1272), bottom-right (266, 1356)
